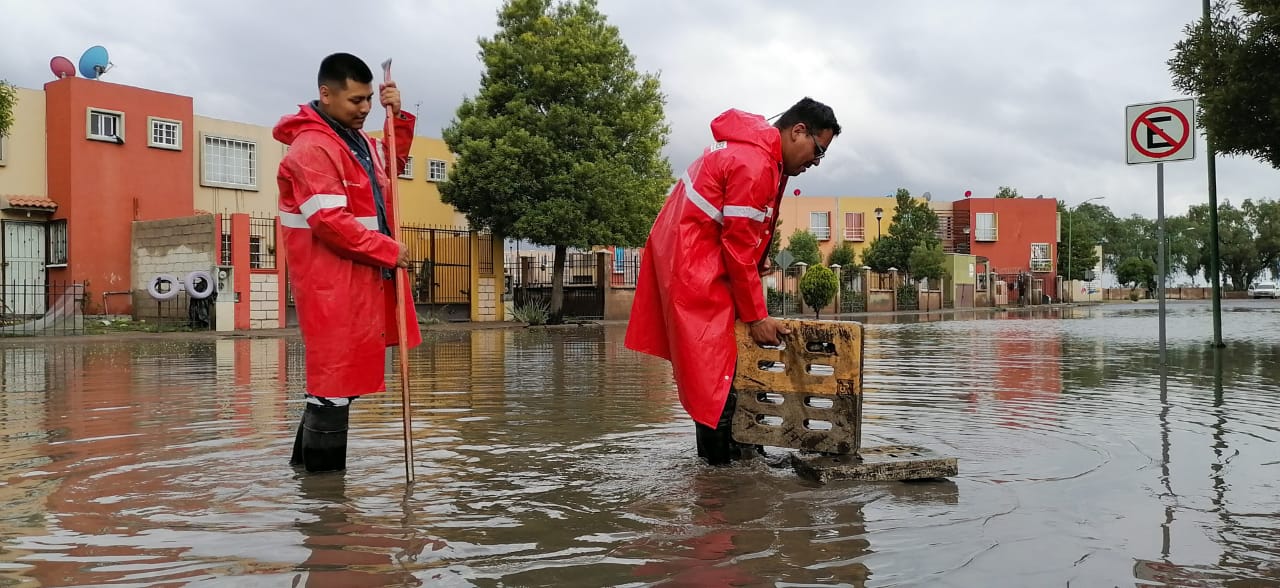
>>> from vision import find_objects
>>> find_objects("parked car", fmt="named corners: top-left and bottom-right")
top-left (1248, 281), bottom-right (1279, 298)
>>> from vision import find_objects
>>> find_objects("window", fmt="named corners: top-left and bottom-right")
top-left (810, 211), bottom-right (831, 241)
top-left (47, 219), bottom-right (68, 266)
top-left (399, 155), bottom-right (415, 179)
top-left (428, 159), bottom-right (447, 182)
top-left (1031, 242), bottom-right (1052, 272)
top-left (844, 212), bottom-right (865, 241)
top-left (0, 135), bottom-right (7, 165)
top-left (975, 212), bottom-right (998, 241)
top-left (201, 134), bottom-right (258, 190)
top-left (148, 117), bottom-right (182, 150)
top-left (87, 108), bottom-right (123, 142)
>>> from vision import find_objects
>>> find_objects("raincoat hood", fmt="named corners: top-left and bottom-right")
top-left (273, 103), bottom-right (334, 147)
top-left (710, 109), bottom-right (783, 164)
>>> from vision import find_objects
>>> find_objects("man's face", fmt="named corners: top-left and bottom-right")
top-left (319, 79), bottom-right (374, 129)
top-left (781, 123), bottom-right (834, 176)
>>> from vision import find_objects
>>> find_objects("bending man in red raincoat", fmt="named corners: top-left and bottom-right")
top-left (275, 53), bottom-right (422, 473)
top-left (625, 97), bottom-right (841, 465)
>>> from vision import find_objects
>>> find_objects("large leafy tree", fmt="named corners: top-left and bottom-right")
top-left (1170, 0), bottom-right (1280, 168)
top-left (1057, 201), bottom-right (1104, 281)
top-left (441, 0), bottom-right (672, 322)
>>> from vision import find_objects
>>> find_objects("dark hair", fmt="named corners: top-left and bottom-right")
top-left (317, 53), bottom-right (373, 88)
top-left (775, 97), bottom-right (841, 136)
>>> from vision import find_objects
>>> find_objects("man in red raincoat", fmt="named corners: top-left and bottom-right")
top-left (625, 97), bottom-right (841, 465)
top-left (275, 53), bottom-right (422, 473)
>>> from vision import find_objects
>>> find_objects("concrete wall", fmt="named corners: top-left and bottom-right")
top-left (475, 276), bottom-right (499, 322)
top-left (130, 214), bottom-right (217, 320)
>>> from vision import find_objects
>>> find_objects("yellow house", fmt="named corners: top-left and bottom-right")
top-left (0, 87), bottom-right (48, 201)
top-left (192, 115), bottom-right (286, 217)
top-left (776, 195), bottom-right (914, 264)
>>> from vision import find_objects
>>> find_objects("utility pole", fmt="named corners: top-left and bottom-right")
top-left (1203, 0), bottom-right (1225, 348)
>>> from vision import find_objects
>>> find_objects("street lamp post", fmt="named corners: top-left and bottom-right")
top-left (874, 207), bottom-right (884, 238)
top-left (1068, 196), bottom-right (1106, 302)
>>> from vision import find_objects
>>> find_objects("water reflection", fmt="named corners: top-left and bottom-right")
top-left (0, 302), bottom-right (1276, 585)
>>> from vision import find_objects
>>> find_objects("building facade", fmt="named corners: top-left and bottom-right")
top-left (0, 77), bottom-right (502, 325)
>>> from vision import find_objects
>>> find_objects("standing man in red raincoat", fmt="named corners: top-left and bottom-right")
top-left (275, 53), bottom-right (422, 473)
top-left (625, 97), bottom-right (841, 465)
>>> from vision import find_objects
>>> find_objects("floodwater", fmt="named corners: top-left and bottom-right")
top-left (0, 301), bottom-right (1278, 587)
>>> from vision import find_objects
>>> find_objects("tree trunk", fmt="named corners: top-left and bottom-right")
top-left (549, 244), bottom-right (568, 324)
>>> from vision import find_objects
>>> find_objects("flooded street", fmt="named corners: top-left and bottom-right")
top-left (1, 301), bottom-right (1278, 587)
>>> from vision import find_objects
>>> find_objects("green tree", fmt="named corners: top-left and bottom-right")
top-left (994, 186), bottom-right (1021, 198)
top-left (860, 236), bottom-right (895, 273)
top-left (1057, 201), bottom-right (1103, 281)
top-left (827, 241), bottom-right (857, 268)
top-left (1117, 257), bottom-right (1157, 292)
top-left (0, 80), bottom-right (16, 137)
top-left (1170, 1), bottom-right (1280, 168)
top-left (879, 188), bottom-right (940, 277)
top-left (440, 0), bottom-right (672, 323)
top-left (799, 264), bottom-right (838, 319)
top-left (785, 228), bottom-right (822, 267)
top-left (1216, 200), bottom-right (1262, 289)
top-left (908, 243), bottom-right (949, 284)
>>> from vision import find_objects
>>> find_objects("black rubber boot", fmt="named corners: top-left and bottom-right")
top-left (290, 419), bottom-right (304, 467)
top-left (696, 390), bottom-right (740, 466)
top-left (298, 401), bottom-right (350, 473)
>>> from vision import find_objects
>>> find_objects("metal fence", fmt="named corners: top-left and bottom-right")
top-left (249, 216), bottom-right (277, 270)
top-left (402, 225), bottom-right (471, 305)
top-left (0, 281), bottom-right (86, 336)
top-left (610, 256), bottom-right (641, 287)
top-left (478, 232), bottom-right (494, 276)
top-left (507, 252), bottom-right (605, 319)
top-left (133, 275), bottom-right (218, 332)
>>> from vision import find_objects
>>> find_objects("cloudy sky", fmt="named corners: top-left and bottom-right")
top-left (2, 0), bottom-right (1275, 219)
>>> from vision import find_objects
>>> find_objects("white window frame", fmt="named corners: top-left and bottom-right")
top-left (200, 133), bottom-right (259, 191)
top-left (147, 117), bottom-right (182, 151)
top-left (399, 155), bottom-right (415, 179)
top-left (86, 108), bottom-right (124, 143)
top-left (810, 211), bottom-right (831, 241)
top-left (47, 219), bottom-right (69, 267)
top-left (428, 158), bottom-right (448, 182)
top-left (975, 212), bottom-right (998, 241)
top-left (1030, 242), bottom-right (1052, 272)
top-left (0, 134), bottom-right (7, 166)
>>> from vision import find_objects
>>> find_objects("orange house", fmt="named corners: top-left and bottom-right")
top-left (42, 77), bottom-right (195, 313)
top-left (952, 196), bottom-right (1059, 283)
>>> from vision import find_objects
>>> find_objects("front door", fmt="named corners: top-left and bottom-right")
top-left (3, 222), bottom-right (47, 316)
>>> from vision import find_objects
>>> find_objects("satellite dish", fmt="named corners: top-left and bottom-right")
top-left (50, 56), bottom-right (76, 79)
top-left (78, 45), bottom-right (111, 80)
top-left (923, 191), bottom-right (933, 202)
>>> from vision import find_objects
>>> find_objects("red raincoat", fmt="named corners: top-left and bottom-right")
top-left (274, 104), bottom-right (422, 398)
top-left (625, 109), bottom-right (787, 427)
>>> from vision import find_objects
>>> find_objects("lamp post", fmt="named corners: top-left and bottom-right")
top-left (874, 207), bottom-right (884, 238)
top-left (1068, 196), bottom-right (1106, 302)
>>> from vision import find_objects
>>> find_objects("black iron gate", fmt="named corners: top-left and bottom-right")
top-left (508, 252), bottom-right (604, 320)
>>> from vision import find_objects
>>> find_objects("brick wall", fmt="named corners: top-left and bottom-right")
top-left (131, 215), bottom-right (217, 320)
top-left (250, 273), bottom-right (280, 329)
top-left (476, 276), bottom-right (498, 321)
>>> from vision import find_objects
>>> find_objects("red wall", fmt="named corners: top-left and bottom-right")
top-left (44, 77), bottom-right (195, 313)
top-left (962, 198), bottom-right (1059, 276)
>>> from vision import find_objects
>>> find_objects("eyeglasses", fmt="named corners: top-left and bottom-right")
top-left (809, 132), bottom-right (827, 161)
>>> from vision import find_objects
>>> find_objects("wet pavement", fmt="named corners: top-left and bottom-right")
top-left (0, 300), bottom-right (1278, 587)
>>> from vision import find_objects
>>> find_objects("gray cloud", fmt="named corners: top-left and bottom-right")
top-left (1, 0), bottom-right (1274, 219)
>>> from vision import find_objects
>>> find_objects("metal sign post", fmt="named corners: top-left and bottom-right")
top-left (1126, 98), bottom-right (1197, 365)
